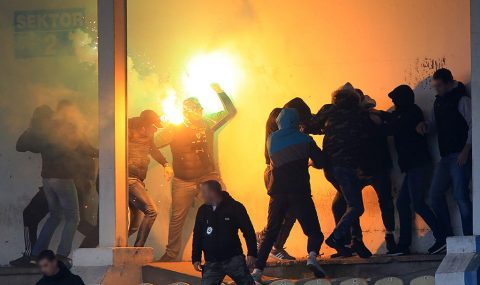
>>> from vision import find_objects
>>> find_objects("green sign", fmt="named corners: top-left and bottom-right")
top-left (14, 8), bottom-right (85, 58)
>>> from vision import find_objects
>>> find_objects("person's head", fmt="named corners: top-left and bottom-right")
top-left (276, 108), bottom-right (300, 130)
top-left (432, 68), bottom-right (455, 96)
top-left (200, 180), bottom-right (223, 205)
top-left (37, 250), bottom-right (59, 277)
top-left (388, 85), bottom-right (415, 108)
top-left (283, 98), bottom-right (312, 129)
top-left (183, 97), bottom-right (203, 124)
top-left (331, 88), bottom-right (360, 110)
top-left (31, 105), bottom-right (54, 129)
top-left (140, 109), bottom-right (162, 135)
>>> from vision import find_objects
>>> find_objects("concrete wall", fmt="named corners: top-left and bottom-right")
top-left (0, 0), bottom-right (471, 265)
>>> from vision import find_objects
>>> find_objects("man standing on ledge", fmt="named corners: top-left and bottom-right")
top-left (157, 83), bottom-right (237, 261)
top-left (192, 180), bottom-right (257, 285)
top-left (417, 68), bottom-right (473, 237)
top-left (252, 108), bottom-right (326, 282)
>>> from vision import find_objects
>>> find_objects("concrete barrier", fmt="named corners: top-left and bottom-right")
top-left (375, 277), bottom-right (403, 285)
top-left (409, 276), bottom-right (434, 285)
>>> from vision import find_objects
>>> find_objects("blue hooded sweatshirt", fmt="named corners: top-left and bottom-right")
top-left (267, 108), bottom-right (324, 196)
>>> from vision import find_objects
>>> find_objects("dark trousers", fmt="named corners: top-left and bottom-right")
top-left (397, 166), bottom-right (446, 247)
top-left (128, 178), bottom-right (158, 247)
top-left (329, 168), bottom-right (395, 240)
top-left (331, 167), bottom-right (365, 240)
top-left (257, 215), bottom-right (296, 250)
top-left (429, 153), bottom-right (473, 236)
top-left (255, 194), bottom-right (323, 270)
top-left (202, 255), bottom-right (255, 285)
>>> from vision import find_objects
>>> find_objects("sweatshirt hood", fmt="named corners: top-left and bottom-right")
top-left (284, 97), bottom-right (311, 124)
top-left (389, 85), bottom-right (415, 108)
top-left (276, 108), bottom-right (299, 130)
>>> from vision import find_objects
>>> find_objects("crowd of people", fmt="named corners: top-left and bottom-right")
top-left (13, 68), bottom-right (472, 285)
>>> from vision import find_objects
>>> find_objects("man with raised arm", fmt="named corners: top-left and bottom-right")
top-left (158, 83), bottom-right (237, 261)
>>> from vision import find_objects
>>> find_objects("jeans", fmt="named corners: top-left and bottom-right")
top-left (397, 166), bottom-right (445, 246)
top-left (429, 153), bottom-right (473, 236)
top-left (331, 167), bottom-right (365, 240)
top-left (202, 255), bottom-right (255, 285)
top-left (362, 170), bottom-right (396, 233)
top-left (164, 173), bottom-right (223, 259)
top-left (32, 178), bottom-right (80, 257)
top-left (128, 178), bottom-right (158, 247)
top-left (255, 194), bottom-right (323, 270)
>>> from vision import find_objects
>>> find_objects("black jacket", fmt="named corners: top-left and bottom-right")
top-left (36, 262), bottom-right (85, 285)
top-left (192, 192), bottom-right (257, 263)
top-left (388, 104), bottom-right (430, 172)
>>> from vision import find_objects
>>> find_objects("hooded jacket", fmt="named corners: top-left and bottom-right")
top-left (192, 191), bottom-right (257, 263)
top-left (36, 262), bottom-right (85, 285)
top-left (267, 108), bottom-right (324, 196)
top-left (388, 85), bottom-right (430, 172)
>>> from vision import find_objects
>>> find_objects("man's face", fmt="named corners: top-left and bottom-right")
top-left (38, 258), bottom-right (58, 277)
top-left (432, 79), bottom-right (451, 96)
top-left (183, 106), bottom-right (203, 123)
top-left (144, 124), bottom-right (158, 136)
top-left (200, 184), bottom-right (215, 205)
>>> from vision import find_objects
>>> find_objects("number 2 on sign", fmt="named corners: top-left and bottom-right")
top-left (44, 34), bottom-right (57, 55)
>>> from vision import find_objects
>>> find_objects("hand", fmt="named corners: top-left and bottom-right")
top-left (210, 83), bottom-right (224, 93)
top-left (416, 122), bottom-right (427, 135)
top-left (164, 165), bottom-right (174, 182)
top-left (193, 261), bottom-right (203, 272)
top-left (246, 256), bottom-right (257, 268)
top-left (457, 145), bottom-right (471, 166)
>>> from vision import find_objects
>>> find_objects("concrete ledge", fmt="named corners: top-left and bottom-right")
top-left (436, 236), bottom-right (480, 285)
top-left (73, 247), bottom-right (154, 267)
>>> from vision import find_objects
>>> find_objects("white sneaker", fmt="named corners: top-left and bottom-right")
top-left (251, 268), bottom-right (263, 282)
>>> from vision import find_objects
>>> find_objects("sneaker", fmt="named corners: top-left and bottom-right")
top-left (351, 239), bottom-right (372, 258)
top-left (387, 245), bottom-right (410, 256)
top-left (325, 235), bottom-right (352, 257)
top-left (385, 233), bottom-right (396, 253)
top-left (307, 256), bottom-right (326, 278)
top-left (270, 247), bottom-right (296, 261)
top-left (428, 240), bottom-right (447, 255)
top-left (251, 269), bottom-right (263, 282)
top-left (9, 255), bottom-right (35, 267)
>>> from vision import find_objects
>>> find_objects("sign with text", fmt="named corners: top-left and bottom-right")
top-left (14, 8), bottom-right (85, 58)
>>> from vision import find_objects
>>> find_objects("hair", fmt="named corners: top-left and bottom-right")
top-left (202, 180), bottom-right (222, 194)
top-left (433, 68), bottom-right (454, 83)
top-left (38, 250), bottom-right (56, 262)
top-left (332, 89), bottom-right (360, 109)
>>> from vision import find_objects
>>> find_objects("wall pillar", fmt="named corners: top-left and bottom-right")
top-left (72, 0), bottom-right (153, 284)
top-left (435, 1), bottom-right (480, 284)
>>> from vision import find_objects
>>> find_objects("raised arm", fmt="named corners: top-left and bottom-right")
top-left (209, 83), bottom-right (237, 132)
top-left (16, 129), bottom-right (46, 153)
top-left (309, 138), bottom-right (325, 169)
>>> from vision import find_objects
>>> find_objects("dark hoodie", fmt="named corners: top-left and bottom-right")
top-left (36, 262), bottom-right (85, 285)
top-left (192, 191), bottom-right (257, 263)
top-left (264, 98), bottom-right (312, 164)
top-left (387, 85), bottom-right (430, 172)
top-left (267, 108), bottom-right (324, 196)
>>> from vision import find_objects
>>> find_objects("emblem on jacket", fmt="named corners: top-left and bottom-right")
top-left (206, 226), bottom-right (213, 235)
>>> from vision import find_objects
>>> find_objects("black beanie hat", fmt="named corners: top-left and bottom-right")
top-left (283, 97), bottom-right (312, 124)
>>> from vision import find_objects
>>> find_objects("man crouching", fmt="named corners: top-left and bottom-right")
top-left (192, 180), bottom-right (257, 285)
